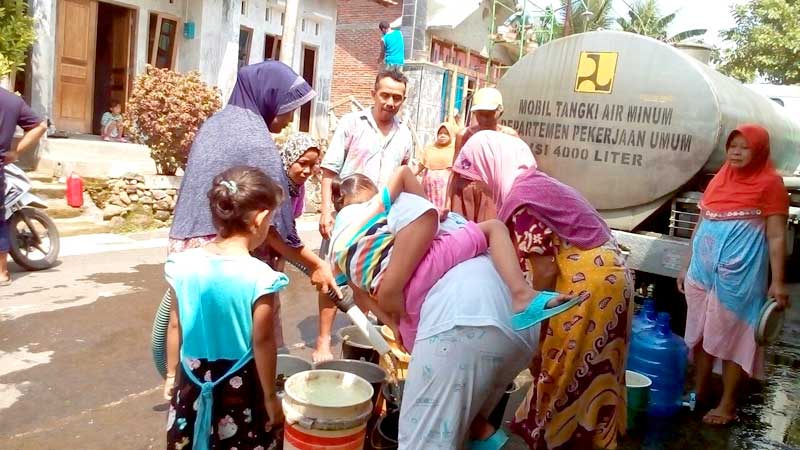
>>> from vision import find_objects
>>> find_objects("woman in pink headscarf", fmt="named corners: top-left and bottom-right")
top-left (452, 130), bottom-right (633, 450)
top-left (449, 130), bottom-right (536, 212)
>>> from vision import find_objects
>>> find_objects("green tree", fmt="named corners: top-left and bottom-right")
top-left (719, 0), bottom-right (800, 84)
top-left (0, 1), bottom-right (36, 78)
top-left (617, 0), bottom-right (706, 43)
top-left (561, 0), bottom-right (615, 36)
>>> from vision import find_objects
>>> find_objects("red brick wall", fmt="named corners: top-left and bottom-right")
top-left (332, 0), bottom-right (403, 117)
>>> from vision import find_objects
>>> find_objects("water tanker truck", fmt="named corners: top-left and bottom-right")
top-left (497, 31), bottom-right (800, 294)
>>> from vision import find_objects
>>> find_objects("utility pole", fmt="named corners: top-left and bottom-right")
top-left (280, 0), bottom-right (301, 70)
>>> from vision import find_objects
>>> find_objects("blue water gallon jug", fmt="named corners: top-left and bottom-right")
top-left (627, 312), bottom-right (688, 417)
top-left (631, 296), bottom-right (657, 336)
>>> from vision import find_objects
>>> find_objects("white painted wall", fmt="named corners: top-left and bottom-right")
top-left (29, 0), bottom-right (336, 138)
top-left (102, 0), bottom-right (187, 77)
top-left (29, 0), bottom-right (57, 119)
top-left (239, 0), bottom-right (337, 138)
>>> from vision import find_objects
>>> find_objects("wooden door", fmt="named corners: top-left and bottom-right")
top-left (110, 8), bottom-right (134, 111)
top-left (54, 0), bottom-right (98, 133)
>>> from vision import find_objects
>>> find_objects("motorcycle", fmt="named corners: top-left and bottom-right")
top-left (3, 164), bottom-right (60, 270)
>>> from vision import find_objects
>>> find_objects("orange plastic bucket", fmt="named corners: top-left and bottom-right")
top-left (282, 370), bottom-right (374, 450)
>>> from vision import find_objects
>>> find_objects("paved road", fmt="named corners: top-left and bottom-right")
top-left (2, 225), bottom-right (797, 450)
top-left (0, 224), bottom-right (353, 450)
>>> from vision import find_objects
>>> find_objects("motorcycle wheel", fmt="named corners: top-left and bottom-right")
top-left (9, 208), bottom-right (61, 271)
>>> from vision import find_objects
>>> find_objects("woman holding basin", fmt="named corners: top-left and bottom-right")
top-left (678, 124), bottom-right (790, 426)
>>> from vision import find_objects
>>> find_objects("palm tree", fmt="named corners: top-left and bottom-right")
top-left (561, 0), bottom-right (615, 36)
top-left (617, 0), bottom-right (706, 43)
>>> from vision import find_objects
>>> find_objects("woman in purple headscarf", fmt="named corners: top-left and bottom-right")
top-left (452, 131), bottom-right (633, 450)
top-left (163, 62), bottom-right (339, 401)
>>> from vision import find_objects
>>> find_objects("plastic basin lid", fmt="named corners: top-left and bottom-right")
top-left (755, 299), bottom-right (785, 346)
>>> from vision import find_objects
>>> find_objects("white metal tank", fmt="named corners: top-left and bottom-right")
top-left (497, 31), bottom-right (800, 230)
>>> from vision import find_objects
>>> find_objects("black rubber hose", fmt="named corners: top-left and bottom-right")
top-left (151, 259), bottom-right (352, 378)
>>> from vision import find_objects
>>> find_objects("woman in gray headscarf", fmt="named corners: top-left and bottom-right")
top-left (162, 62), bottom-right (338, 399)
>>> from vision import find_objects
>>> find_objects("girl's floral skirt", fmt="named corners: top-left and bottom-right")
top-left (166, 358), bottom-right (281, 450)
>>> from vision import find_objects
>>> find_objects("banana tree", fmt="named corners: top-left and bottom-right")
top-left (617, 0), bottom-right (706, 43)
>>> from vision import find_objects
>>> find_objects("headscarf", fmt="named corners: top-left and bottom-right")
top-left (498, 169), bottom-right (612, 249)
top-left (422, 122), bottom-right (456, 170)
top-left (228, 61), bottom-right (316, 125)
top-left (280, 132), bottom-right (319, 172)
top-left (280, 132), bottom-right (319, 196)
top-left (451, 130), bottom-right (536, 210)
top-left (702, 124), bottom-right (789, 217)
top-left (170, 62), bottom-right (316, 247)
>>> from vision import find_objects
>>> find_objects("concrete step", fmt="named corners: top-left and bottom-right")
top-left (37, 136), bottom-right (157, 178)
top-left (53, 217), bottom-right (111, 237)
top-left (44, 197), bottom-right (84, 220)
top-left (30, 179), bottom-right (66, 200)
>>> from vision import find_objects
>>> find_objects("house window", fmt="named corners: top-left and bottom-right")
top-left (315, 22), bottom-right (320, 36)
top-left (264, 34), bottom-right (282, 60)
top-left (281, 12), bottom-right (285, 26)
top-left (241, 0), bottom-right (247, 15)
top-left (148, 13), bottom-right (179, 70)
top-left (265, 7), bottom-right (271, 22)
top-left (301, 19), bottom-right (306, 32)
top-left (238, 27), bottom-right (253, 68)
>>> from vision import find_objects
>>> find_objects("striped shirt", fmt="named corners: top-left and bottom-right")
top-left (330, 187), bottom-right (395, 293)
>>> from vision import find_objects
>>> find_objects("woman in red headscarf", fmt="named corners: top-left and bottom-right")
top-left (678, 124), bottom-right (790, 426)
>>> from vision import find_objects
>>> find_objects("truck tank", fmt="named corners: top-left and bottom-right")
top-left (497, 31), bottom-right (800, 231)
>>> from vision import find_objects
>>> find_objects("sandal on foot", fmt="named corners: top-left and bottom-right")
top-left (0, 275), bottom-right (11, 287)
top-left (511, 291), bottom-right (585, 331)
top-left (467, 429), bottom-right (509, 450)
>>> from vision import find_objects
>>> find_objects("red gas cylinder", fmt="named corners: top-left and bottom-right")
top-left (66, 173), bottom-right (84, 208)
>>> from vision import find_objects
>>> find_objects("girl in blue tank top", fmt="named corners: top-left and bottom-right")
top-left (165, 166), bottom-right (289, 450)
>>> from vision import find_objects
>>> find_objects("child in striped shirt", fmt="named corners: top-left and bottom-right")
top-left (329, 166), bottom-right (578, 350)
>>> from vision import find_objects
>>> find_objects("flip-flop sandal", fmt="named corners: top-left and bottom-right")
top-left (511, 291), bottom-right (585, 331)
top-left (467, 428), bottom-right (509, 450)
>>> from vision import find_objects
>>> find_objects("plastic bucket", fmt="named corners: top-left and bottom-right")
top-left (277, 355), bottom-right (312, 395)
top-left (626, 370), bottom-right (652, 431)
top-left (283, 369), bottom-right (374, 450)
top-left (339, 325), bottom-right (381, 364)
top-left (380, 380), bottom-right (406, 412)
top-left (487, 381), bottom-right (520, 430)
top-left (314, 359), bottom-right (387, 410)
top-left (369, 409), bottom-right (399, 450)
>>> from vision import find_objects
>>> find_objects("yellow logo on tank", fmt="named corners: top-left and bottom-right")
top-left (575, 52), bottom-right (618, 94)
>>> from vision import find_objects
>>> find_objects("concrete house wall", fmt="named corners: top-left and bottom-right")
top-left (28, 0), bottom-right (336, 139)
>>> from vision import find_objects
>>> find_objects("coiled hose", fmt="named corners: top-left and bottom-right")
top-left (151, 257), bottom-right (353, 378)
top-left (151, 288), bottom-right (173, 379)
